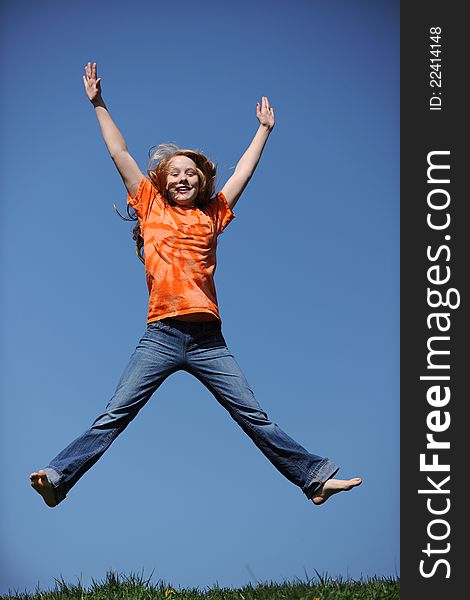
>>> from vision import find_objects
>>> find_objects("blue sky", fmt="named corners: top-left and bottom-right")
top-left (0, 0), bottom-right (399, 594)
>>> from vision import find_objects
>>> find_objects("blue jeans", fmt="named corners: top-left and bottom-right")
top-left (45, 318), bottom-right (338, 504)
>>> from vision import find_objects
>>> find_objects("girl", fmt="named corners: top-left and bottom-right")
top-left (30, 62), bottom-right (361, 508)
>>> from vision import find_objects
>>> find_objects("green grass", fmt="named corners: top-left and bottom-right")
top-left (1, 571), bottom-right (400, 600)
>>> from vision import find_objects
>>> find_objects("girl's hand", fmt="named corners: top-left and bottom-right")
top-left (256, 96), bottom-right (275, 131)
top-left (82, 62), bottom-right (102, 103)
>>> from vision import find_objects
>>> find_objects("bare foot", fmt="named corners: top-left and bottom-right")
top-left (311, 477), bottom-right (362, 506)
top-left (29, 469), bottom-right (58, 508)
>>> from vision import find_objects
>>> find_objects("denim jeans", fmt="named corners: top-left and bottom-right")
top-left (45, 318), bottom-right (338, 504)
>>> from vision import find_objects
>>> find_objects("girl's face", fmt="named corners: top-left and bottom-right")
top-left (166, 156), bottom-right (200, 207)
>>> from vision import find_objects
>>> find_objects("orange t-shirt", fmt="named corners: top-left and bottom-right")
top-left (127, 176), bottom-right (235, 324)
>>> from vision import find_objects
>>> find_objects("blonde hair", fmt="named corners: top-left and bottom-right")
top-left (121, 144), bottom-right (218, 264)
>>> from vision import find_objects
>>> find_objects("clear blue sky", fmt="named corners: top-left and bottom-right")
top-left (0, 0), bottom-right (399, 594)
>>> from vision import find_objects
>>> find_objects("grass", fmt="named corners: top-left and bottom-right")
top-left (1, 570), bottom-right (400, 600)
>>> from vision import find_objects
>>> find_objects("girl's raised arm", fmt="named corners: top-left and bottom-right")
top-left (83, 62), bottom-right (144, 198)
top-left (221, 96), bottom-right (275, 210)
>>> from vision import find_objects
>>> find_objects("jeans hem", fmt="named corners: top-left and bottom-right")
top-left (44, 466), bottom-right (67, 504)
top-left (302, 458), bottom-right (339, 500)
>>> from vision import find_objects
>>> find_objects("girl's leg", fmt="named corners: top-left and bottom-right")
top-left (32, 322), bottom-right (182, 505)
top-left (184, 324), bottom-right (339, 500)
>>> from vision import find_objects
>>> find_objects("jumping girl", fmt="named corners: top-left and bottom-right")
top-left (30, 62), bottom-right (362, 508)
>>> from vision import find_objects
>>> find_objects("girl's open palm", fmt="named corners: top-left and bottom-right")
top-left (256, 96), bottom-right (275, 130)
top-left (83, 62), bottom-right (102, 102)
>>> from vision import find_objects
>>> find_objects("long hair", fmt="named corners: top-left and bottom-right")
top-left (115, 144), bottom-right (218, 264)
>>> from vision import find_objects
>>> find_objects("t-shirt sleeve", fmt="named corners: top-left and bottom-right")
top-left (127, 175), bottom-right (158, 222)
top-left (210, 191), bottom-right (235, 235)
